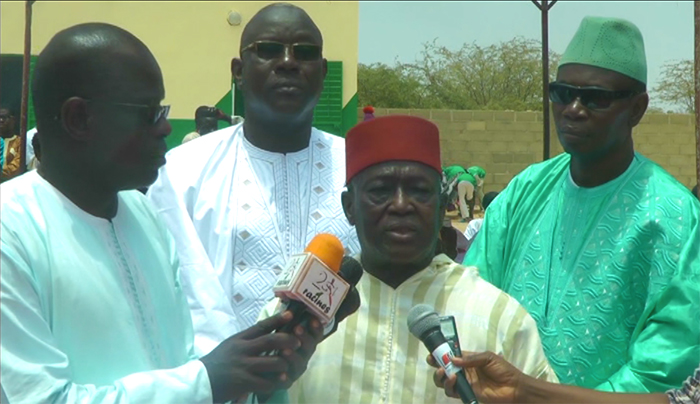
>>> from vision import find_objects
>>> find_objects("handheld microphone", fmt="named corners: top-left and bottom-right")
top-left (273, 234), bottom-right (350, 329)
top-left (407, 304), bottom-right (478, 404)
top-left (278, 255), bottom-right (363, 336)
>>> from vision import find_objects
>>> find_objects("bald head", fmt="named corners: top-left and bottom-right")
top-left (240, 3), bottom-right (322, 51)
top-left (32, 23), bottom-right (161, 135)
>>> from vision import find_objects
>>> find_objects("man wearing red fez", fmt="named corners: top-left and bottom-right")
top-left (280, 115), bottom-right (558, 403)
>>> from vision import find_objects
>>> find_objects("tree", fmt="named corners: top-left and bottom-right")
top-left (358, 37), bottom-right (560, 111)
top-left (652, 59), bottom-right (694, 113)
top-left (357, 62), bottom-right (441, 109)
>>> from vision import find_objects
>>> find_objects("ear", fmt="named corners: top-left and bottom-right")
top-left (232, 58), bottom-right (243, 89)
top-left (438, 196), bottom-right (447, 228)
top-left (61, 97), bottom-right (91, 142)
top-left (629, 92), bottom-right (649, 128)
top-left (341, 189), bottom-right (356, 226)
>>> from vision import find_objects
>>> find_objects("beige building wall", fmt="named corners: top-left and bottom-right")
top-left (1, 1), bottom-right (359, 120)
top-left (361, 108), bottom-right (698, 193)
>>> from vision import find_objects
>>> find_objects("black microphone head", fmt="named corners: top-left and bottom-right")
top-left (339, 256), bottom-right (363, 286)
top-left (407, 304), bottom-right (440, 340)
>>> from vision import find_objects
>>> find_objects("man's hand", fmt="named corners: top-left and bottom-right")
top-left (428, 351), bottom-right (526, 404)
top-left (277, 317), bottom-right (324, 385)
top-left (200, 311), bottom-right (302, 403)
top-left (253, 315), bottom-right (325, 403)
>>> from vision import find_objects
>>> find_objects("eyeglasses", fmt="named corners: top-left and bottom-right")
top-left (548, 82), bottom-right (640, 111)
top-left (241, 41), bottom-right (322, 62)
top-left (86, 100), bottom-right (170, 125)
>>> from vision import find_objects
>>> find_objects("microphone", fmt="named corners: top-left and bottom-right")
top-left (273, 234), bottom-right (351, 330)
top-left (407, 304), bottom-right (478, 404)
top-left (279, 255), bottom-right (363, 336)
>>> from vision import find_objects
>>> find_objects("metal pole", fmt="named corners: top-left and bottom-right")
top-left (532, 0), bottom-right (556, 161)
top-left (19, 0), bottom-right (35, 174)
top-left (695, 0), bottom-right (699, 198)
top-left (541, 0), bottom-right (550, 161)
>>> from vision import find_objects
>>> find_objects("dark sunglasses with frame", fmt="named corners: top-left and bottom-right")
top-left (241, 41), bottom-right (323, 62)
top-left (548, 82), bottom-right (642, 111)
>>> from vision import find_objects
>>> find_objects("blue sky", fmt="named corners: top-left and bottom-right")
top-left (358, 1), bottom-right (693, 109)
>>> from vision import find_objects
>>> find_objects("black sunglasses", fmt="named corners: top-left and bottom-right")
top-left (86, 100), bottom-right (170, 125)
top-left (241, 41), bottom-right (322, 62)
top-left (549, 82), bottom-right (640, 111)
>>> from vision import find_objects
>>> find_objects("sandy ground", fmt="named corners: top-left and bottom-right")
top-left (446, 207), bottom-right (484, 233)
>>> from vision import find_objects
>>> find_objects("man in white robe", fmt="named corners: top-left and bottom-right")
top-left (260, 115), bottom-right (558, 403)
top-left (147, 3), bottom-right (359, 356)
top-left (1, 22), bottom-right (319, 404)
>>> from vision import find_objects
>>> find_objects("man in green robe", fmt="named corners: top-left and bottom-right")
top-left (464, 16), bottom-right (700, 393)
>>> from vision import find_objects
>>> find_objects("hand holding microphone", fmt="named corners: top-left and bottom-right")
top-left (429, 351), bottom-right (523, 404)
top-left (408, 304), bottom-right (479, 404)
top-left (256, 233), bottom-right (362, 398)
top-left (430, 352), bottom-right (673, 404)
top-left (199, 311), bottom-right (301, 403)
top-left (273, 234), bottom-right (362, 337)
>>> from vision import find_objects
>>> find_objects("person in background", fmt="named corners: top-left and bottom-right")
top-left (464, 191), bottom-right (499, 242)
top-left (1, 22), bottom-right (320, 404)
top-left (26, 127), bottom-right (38, 168)
top-left (147, 3), bottom-right (360, 356)
top-left (28, 131), bottom-right (41, 170)
top-left (464, 16), bottom-right (700, 392)
top-left (466, 165), bottom-right (486, 210)
top-left (443, 165), bottom-right (477, 222)
top-left (438, 168), bottom-right (467, 262)
top-left (456, 170), bottom-right (478, 222)
top-left (431, 351), bottom-right (699, 404)
top-left (1, 107), bottom-right (22, 181)
top-left (181, 106), bottom-right (243, 144)
top-left (362, 105), bottom-right (375, 121)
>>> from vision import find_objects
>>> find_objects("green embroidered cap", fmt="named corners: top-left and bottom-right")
top-left (559, 16), bottom-right (647, 84)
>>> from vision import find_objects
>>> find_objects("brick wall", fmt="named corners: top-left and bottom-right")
top-left (358, 108), bottom-right (697, 193)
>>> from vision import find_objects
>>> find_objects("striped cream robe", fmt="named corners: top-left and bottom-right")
top-left (261, 254), bottom-right (558, 404)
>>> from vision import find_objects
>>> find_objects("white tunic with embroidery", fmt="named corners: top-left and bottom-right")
top-left (148, 124), bottom-right (359, 355)
top-left (1, 172), bottom-right (211, 403)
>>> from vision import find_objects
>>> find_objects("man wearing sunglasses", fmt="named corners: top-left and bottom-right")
top-left (148, 3), bottom-right (360, 356)
top-left (464, 16), bottom-right (700, 393)
top-left (1, 23), bottom-right (322, 404)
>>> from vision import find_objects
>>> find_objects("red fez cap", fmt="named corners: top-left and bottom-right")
top-left (345, 115), bottom-right (441, 184)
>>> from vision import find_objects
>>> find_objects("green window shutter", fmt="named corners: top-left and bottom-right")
top-left (312, 61), bottom-right (343, 136)
top-left (27, 55), bottom-right (38, 130)
top-left (231, 61), bottom-right (344, 135)
top-left (0, 54), bottom-right (37, 132)
top-left (232, 80), bottom-right (245, 118)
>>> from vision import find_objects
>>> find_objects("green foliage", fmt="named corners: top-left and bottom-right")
top-left (358, 37), bottom-right (560, 111)
top-left (652, 59), bottom-right (694, 114)
top-left (357, 61), bottom-right (440, 109)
